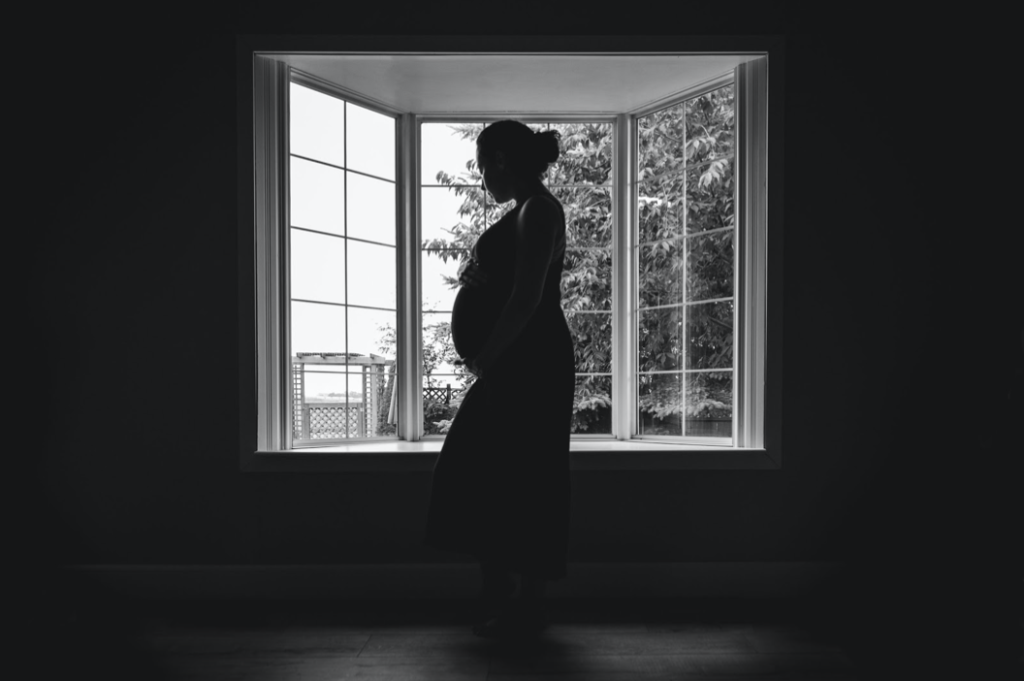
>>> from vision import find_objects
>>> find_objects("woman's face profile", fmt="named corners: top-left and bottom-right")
top-left (476, 147), bottom-right (513, 204)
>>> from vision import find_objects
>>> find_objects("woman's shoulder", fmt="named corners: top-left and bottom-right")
top-left (519, 192), bottom-right (565, 225)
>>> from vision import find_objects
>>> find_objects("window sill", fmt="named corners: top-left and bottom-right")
top-left (243, 440), bottom-right (777, 472)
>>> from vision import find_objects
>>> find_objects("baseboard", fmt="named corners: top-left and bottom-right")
top-left (64, 562), bottom-right (843, 600)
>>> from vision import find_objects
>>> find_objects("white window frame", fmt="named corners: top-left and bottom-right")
top-left (246, 44), bottom-right (773, 472)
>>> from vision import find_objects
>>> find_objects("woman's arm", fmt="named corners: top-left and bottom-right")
top-left (471, 196), bottom-right (562, 376)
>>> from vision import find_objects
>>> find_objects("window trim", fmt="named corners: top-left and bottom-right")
top-left (247, 44), bottom-right (777, 471)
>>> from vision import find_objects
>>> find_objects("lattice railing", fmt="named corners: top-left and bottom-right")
top-left (303, 402), bottom-right (366, 439)
top-left (422, 384), bottom-right (463, 405)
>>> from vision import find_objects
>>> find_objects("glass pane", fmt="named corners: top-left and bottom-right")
top-left (638, 181), bottom-right (685, 243)
top-left (685, 371), bottom-right (733, 438)
top-left (638, 100), bottom-right (686, 172)
top-left (346, 241), bottom-right (395, 310)
top-left (687, 230), bottom-right (734, 302)
top-left (685, 85), bottom-right (735, 166)
top-left (347, 172), bottom-right (395, 245)
top-left (687, 301), bottom-right (734, 370)
top-left (637, 239), bottom-right (685, 309)
top-left (291, 300), bottom-right (345, 356)
top-left (296, 366), bottom-right (350, 440)
top-left (347, 307), bottom-right (395, 358)
top-left (290, 156), bottom-right (344, 235)
top-left (549, 122), bottom-right (613, 186)
top-left (422, 248), bottom-right (466, 312)
top-left (637, 372), bottom-right (684, 436)
top-left (566, 312), bottom-right (611, 374)
top-left (421, 122), bottom-right (482, 186)
top-left (300, 365), bottom-right (349, 403)
top-left (553, 186), bottom-right (612, 248)
top-left (562, 248), bottom-right (612, 312)
top-left (290, 229), bottom-right (345, 305)
top-left (686, 157), bottom-right (735, 234)
top-left (422, 311), bottom-right (461, 374)
top-left (423, 373), bottom-right (477, 437)
top-left (421, 186), bottom-right (484, 248)
top-left (289, 83), bottom-right (344, 168)
top-left (639, 306), bottom-right (685, 373)
top-left (346, 102), bottom-right (395, 181)
top-left (572, 374), bottom-right (612, 435)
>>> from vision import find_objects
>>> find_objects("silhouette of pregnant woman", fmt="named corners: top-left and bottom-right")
top-left (423, 120), bottom-right (575, 638)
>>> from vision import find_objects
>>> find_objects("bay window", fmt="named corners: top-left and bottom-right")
top-left (248, 44), bottom-right (771, 470)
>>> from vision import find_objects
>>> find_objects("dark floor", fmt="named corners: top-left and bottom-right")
top-left (31, 592), bottom-right (1024, 681)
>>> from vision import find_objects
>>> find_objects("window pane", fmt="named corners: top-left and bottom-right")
top-left (290, 229), bottom-right (345, 305)
top-left (686, 371), bottom-right (732, 438)
top-left (686, 157), bottom-right (735, 234)
top-left (685, 85), bottom-right (735, 166)
top-left (289, 83), bottom-right (344, 168)
top-left (549, 122), bottom-right (613, 186)
top-left (347, 172), bottom-right (395, 245)
top-left (291, 301), bottom-right (345, 355)
top-left (566, 312), bottom-right (611, 374)
top-left (295, 366), bottom-right (349, 440)
top-left (638, 183), bottom-right (685, 244)
top-left (639, 100), bottom-right (686, 171)
top-left (554, 186), bottom-right (612, 248)
top-left (423, 373), bottom-right (476, 436)
top-left (347, 241), bottom-right (395, 310)
top-left (687, 301), bottom-right (734, 370)
top-left (639, 307), bottom-right (684, 372)
top-left (562, 248), bottom-right (612, 312)
top-left (687, 230), bottom-right (734, 302)
top-left (573, 374), bottom-right (612, 435)
top-left (294, 362), bottom-right (391, 441)
top-left (346, 102), bottom-right (395, 181)
top-left (638, 239), bottom-right (684, 309)
top-left (347, 307), bottom-right (395, 358)
top-left (290, 157), bottom-right (344, 235)
top-left (299, 365), bottom-right (349, 403)
top-left (638, 372), bottom-right (683, 436)
top-left (422, 249), bottom-right (465, 312)
top-left (421, 186), bottom-right (484, 247)
top-left (421, 123), bottom-right (483, 186)
top-left (421, 311), bottom-right (459, 368)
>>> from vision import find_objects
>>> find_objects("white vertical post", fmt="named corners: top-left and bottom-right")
top-left (735, 57), bottom-right (768, 450)
top-left (612, 113), bottom-right (636, 440)
top-left (397, 114), bottom-right (423, 440)
top-left (254, 55), bottom-right (290, 452)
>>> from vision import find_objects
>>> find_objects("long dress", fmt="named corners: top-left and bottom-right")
top-left (422, 194), bottom-right (575, 581)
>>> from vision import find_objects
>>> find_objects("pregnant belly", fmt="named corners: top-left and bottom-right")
top-left (451, 285), bottom-right (506, 359)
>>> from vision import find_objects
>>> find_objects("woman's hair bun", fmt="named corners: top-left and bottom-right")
top-left (532, 129), bottom-right (561, 166)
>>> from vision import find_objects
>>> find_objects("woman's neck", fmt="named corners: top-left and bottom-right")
top-left (511, 176), bottom-right (550, 205)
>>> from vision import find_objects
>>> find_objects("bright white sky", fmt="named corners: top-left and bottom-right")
top-left (289, 84), bottom-right (483, 396)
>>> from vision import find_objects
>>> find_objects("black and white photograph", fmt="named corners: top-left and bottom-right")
top-left (30, 5), bottom-right (1021, 680)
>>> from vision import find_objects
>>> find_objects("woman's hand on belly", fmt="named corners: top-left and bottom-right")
top-left (457, 257), bottom-right (488, 288)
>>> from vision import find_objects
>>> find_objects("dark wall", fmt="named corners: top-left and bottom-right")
top-left (36, 3), bottom-right (1019, 642)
